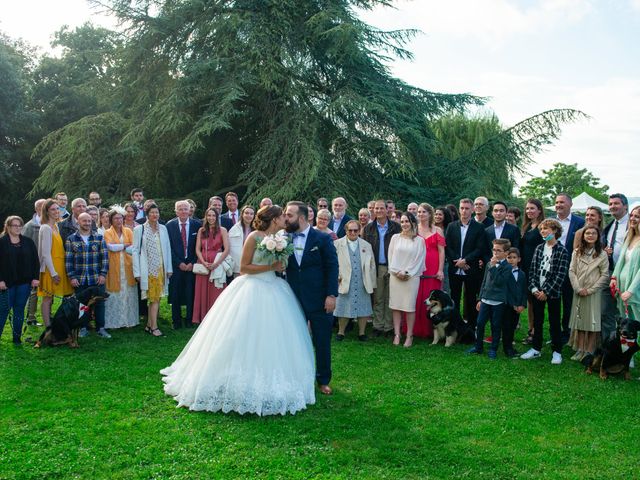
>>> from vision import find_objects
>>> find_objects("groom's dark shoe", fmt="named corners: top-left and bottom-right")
top-left (319, 385), bottom-right (333, 395)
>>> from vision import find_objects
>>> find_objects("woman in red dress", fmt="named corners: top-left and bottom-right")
top-left (192, 208), bottom-right (229, 324)
top-left (413, 203), bottom-right (445, 338)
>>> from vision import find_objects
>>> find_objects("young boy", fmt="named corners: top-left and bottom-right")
top-left (503, 247), bottom-right (527, 358)
top-left (467, 238), bottom-right (512, 359)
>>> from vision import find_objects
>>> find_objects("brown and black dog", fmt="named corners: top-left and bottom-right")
top-left (35, 286), bottom-right (109, 348)
top-left (582, 317), bottom-right (639, 380)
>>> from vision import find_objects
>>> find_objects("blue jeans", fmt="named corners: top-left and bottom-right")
top-left (76, 284), bottom-right (106, 329)
top-left (0, 284), bottom-right (31, 341)
top-left (474, 302), bottom-right (505, 352)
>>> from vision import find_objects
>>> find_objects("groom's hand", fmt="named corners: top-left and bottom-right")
top-left (324, 295), bottom-right (336, 313)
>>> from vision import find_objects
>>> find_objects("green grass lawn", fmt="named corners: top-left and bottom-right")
top-left (1, 301), bottom-right (638, 479)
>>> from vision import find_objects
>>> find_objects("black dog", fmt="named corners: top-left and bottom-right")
top-left (582, 317), bottom-right (639, 380)
top-left (425, 289), bottom-right (475, 346)
top-left (35, 286), bottom-right (109, 348)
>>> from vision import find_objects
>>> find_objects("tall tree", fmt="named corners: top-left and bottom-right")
top-left (519, 162), bottom-right (609, 205)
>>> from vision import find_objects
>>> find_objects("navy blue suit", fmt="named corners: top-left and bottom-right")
top-left (166, 217), bottom-right (202, 327)
top-left (286, 227), bottom-right (339, 386)
top-left (328, 214), bottom-right (353, 239)
top-left (219, 211), bottom-right (236, 231)
top-left (554, 214), bottom-right (585, 341)
top-left (484, 223), bottom-right (522, 262)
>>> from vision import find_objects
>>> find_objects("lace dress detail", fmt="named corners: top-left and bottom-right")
top-left (161, 245), bottom-right (316, 416)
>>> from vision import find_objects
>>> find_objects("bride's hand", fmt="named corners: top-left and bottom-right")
top-left (272, 261), bottom-right (286, 272)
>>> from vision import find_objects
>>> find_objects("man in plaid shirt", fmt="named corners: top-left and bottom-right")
top-left (65, 212), bottom-right (110, 338)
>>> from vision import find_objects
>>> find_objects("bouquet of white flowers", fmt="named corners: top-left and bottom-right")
top-left (256, 232), bottom-right (294, 264)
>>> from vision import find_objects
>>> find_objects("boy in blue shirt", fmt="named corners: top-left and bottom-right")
top-left (467, 238), bottom-right (512, 358)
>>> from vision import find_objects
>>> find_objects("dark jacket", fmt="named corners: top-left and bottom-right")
top-left (328, 214), bottom-right (353, 239)
top-left (362, 219), bottom-right (401, 266)
top-left (484, 223), bottom-right (522, 262)
top-left (479, 260), bottom-right (512, 304)
top-left (554, 214), bottom-right (585, 251)
top-left (528, 242), bottom-right (570, 299)
top-left (445, 220), bottom-right (488, 276)
top-left (219, 211), bottom-right (237, 231)
top-left (165, 217), bottom-right (202, 304)
top-left (0, 235), bottom-right (40, 287)
top-left (506, 268), bottom-right (528, 308)
top-left (58, 216), bottom-right (97, 247)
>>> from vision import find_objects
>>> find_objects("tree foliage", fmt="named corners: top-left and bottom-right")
top-left (519, 162), bottom-right (609, 205)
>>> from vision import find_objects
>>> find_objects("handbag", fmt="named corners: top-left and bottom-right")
top-left (193, 263), bottom-right (209, 276)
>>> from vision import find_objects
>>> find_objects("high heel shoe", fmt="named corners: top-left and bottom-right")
top-left (404, 335), bottom-right (413, 348)
top-left (393, 334), bottom-right (401, 346)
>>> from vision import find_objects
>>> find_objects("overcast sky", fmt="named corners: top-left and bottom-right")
top-left (3, 0), bottom-right (639, 195)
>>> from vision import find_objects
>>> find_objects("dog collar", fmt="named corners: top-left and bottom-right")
top-left (620, 336), bottom-right (636, 352)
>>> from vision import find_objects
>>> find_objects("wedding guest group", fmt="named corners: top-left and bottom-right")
top-left (2, 187), bottom-right (639, 383)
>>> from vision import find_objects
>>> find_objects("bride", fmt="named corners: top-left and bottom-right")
top-left (161, 205), bottom-right (316, 415)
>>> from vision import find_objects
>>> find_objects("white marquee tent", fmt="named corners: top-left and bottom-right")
top-left (547, 192), bottom-right (609, 213)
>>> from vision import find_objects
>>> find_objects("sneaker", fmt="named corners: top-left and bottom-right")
top-left (358, 334), bottom-right (368, 342)
top-left (466, 346), bottom-right (483, 355)
top-left (630, 358), bottom-right (635, 369)
top-left (551, 352), bottom-right (562, 365)
top-left (97, 328), bottom-right (112, 339)
top-left (483, 336), bottom-right (493, 344)
top-left (487, 350), bottom-right (497, 360)
top-left (336, 334), bottom-right (345, 341)
top-left (79, 328), bottom-right (89, 338)
top-left (26, 320), bottom-right (43, 327)
top-left (520, 348), bottom-right (541, 360)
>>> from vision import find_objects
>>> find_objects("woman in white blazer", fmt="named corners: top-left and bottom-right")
top-left (227, 205), bottom-right (255, 277)
top-left (334, 220), bottom-right (376, 341)
top-left (133, 204), bottom-right (172, 336)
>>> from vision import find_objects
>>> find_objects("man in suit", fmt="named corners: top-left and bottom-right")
top-left (601, 193), bottom-right (629, 339)
top-left (473, 196), bottom-right (493, 227)
top-left (285, 201), bottom-right (339, 396)
top-left (220, 192), bottom-right (240, 225)
top-left (130, 188), bottom-right (145, 222)
top-left (209, 196), bottom-right (233, 231)
top-left (363, 199), bottom-right (401, 336)
top-left (484, 201), bottom-right (521, 261)
top-left (166, 200), bottom-right (202, 329)
top-left (59, 198), bottom-right (97, 246)
top-left (445, 198), bottom-right (489, 329)
top-left (554, 193), bottom-right (585, 343)
top-left (328, 197), bottom-right (352, 239)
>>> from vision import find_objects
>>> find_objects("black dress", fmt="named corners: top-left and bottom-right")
top-left (520, 226), bottom-right (543, 275)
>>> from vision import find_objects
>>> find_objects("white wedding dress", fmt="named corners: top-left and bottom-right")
top-left (160, 248), bottom-right (316, 415)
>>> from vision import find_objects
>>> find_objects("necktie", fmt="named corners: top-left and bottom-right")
top-left (609, 221), bottom-right (619, 255)
top-left (180, 223), bottom-right (187, 258)
top-left (232, 212), bottom-right (236, 224)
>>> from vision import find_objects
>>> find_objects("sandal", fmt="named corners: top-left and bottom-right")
top-left (151, 328), bottom-right (164, 337)
top-left (393, 334), bottom-right (401, 346)
top-left (144, 326), bottom-right (152, 335)
top-left (404, 335), bottom-right (413, 348)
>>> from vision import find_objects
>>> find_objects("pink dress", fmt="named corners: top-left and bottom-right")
top-left (192, 231), bottom-right (225, 324)
top-left (412, 232), bottom-right (446, 338)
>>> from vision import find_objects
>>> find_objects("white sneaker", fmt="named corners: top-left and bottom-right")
top-left (97, 328), bottom-right (112, 339)
top-left (78, 328), bottom-right (89, 338)
top-left (520, 348), bottom-right (541, 360)
top-left (551, 352), bottom-right (563, 365)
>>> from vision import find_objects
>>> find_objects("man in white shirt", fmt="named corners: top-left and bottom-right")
top-left (601, 193), bottom-right (630, 339)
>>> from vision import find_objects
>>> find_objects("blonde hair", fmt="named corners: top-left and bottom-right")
top-left (1, 216), bottom-right (24, 237)
top-left (622, 205), bottom-right (640, 247)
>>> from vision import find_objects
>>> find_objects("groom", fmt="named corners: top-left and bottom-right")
top-left (284, 201), bottom-right (339, 395)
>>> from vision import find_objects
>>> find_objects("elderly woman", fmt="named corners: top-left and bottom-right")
top-left (388, 212), bottom-right (426, 347)
top-left (104, 207), bottom-right (138, 329)
top-left (133, 203), bottom-right (172, 336)
top-left (228, 205), bottom-right (255, 277)
top-left (38, 199), bottom-right (73, 326)
top-left (357, 208), bottom-right (371, 237)
top-left (572, 206), bottom-right (604, 250)
top-left (0, 216), bottom-right (40, 344)
top-left (611, 205), bottom-right (640, 323)
top-left (334, 220), bottom-right (376, 341)
top-left (315, 208), bottom-right (338, 240)
top-left (568, 225), bottom-right (609, 360)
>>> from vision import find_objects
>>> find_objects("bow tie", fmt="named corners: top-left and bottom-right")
top-left (513, 269), bottom-right (519, 273)
top-left (292, 232), bottom-right (306, 239)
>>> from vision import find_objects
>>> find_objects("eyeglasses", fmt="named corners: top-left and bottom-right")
top-left (318, 204), bottom-right (328, 209)
top-left (9, 224), bottom-right (22, 228)
top-left (347, 229), bottom-right (359, 232)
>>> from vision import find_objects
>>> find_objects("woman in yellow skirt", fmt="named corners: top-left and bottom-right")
top-left (38, 199), bottom-right (73, 326)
